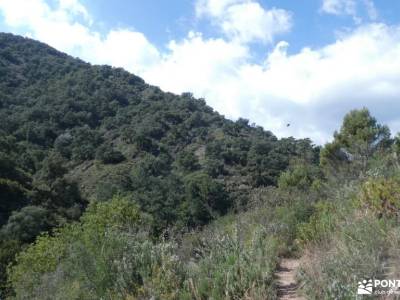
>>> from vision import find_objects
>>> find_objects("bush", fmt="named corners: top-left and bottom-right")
top-left (8, 197), bottom-right (151, 299)
top-left (204, 159), bottom-right (225, 178)
top-left (297, 201), bottom-right (337, 246)
top-left (7, 196), bottom-right (281, 300)
top-left (95, 144), bottom-right (125, 164)
top-left (181, 219), bottom-right (279, 300)
top-left (184, 172), bottom-right (230, 225)
top-left (266, 199), bottom-right (313, 255)
top-left (278, 162), bottom-right (321, 191)
top-left (299, 214), bottom-right (389, 299)
top-left (359, 177), bottom-right (400, 218)
top-left (0, 239), bottom-right (20, 298)
top-left (1, 206), bottom-right (50, 243)
top-left (176, 149), bottom-right (200, 172)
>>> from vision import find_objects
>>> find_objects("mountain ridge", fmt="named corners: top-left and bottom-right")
top-left (0, 31), bottom-right (318, 230)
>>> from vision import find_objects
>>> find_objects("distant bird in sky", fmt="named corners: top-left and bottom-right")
top-left (286, 123), bottom-right (290, 127)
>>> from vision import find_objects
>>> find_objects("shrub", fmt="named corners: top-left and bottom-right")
top-left (0, 239), bottom-right (20, 297)
top-left (359, 178), bottom-right (400, 218)
top-left (8, 196), bottom-right (282, 300)
top-left (7, 197), bottom-right (152, 299)
top-left (1, 206), bottom-right (50, 243)
top-left (299, 214), bottom-right (389, 300)
top-left (184, 172), bottom-right (230, 225)
top-left (95, 144), bottom-right (125, 164)
top-left (182, 221), bottom-right (279, 300)
top-left (278, 162), bottom-right (321, 191)
top-left (297, 201), bottom-right (337, 246)
top-left (266, 199), bottom-right (314, 255)
top-left (176, 149), bottom-right (200, 172)
top-left (204, 159), bottom-right (225, 178)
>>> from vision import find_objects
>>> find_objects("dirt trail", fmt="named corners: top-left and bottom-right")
top-left (276, 258), bottom-right (305, 300)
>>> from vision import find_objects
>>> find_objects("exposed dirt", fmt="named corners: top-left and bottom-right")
top-left (276, 258), bottom-right (305, 300)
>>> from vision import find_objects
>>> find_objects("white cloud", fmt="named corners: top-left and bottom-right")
top-left (143, 32), bottom-right (249, 117)
top-left (233, 23), bottom-right (400, 140)
top-left (1, 0), bottom-right (400, 144)
top-left (222, 2), bottom-right (292, 44)
top-left (0, 0), bottom-right (160, 74)
top-left (196, 0), bottom-right (292, 44)
top-left (363, 0), bottom-right (378, 20)
top-left (321, 0), bottom-right (378, 22)
top-left (90, 30), bottom-right (160, 74)
top-left (322, 0), bottom-right (357, 16)
top-left (195, 0), bottom-right (242, 17)
top-left (143, 23), bottom-right (400, 143)
top-left (58, 0), bottom-right (92, 23)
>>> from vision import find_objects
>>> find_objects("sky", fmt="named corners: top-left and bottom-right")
top-left (0, 0), bottom-right (400, 144)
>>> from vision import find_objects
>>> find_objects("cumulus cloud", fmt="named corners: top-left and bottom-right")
top-left (233, 23), bottom-right (400, 141)
top-left (196, 0), bottom-right (292, 44)
top-left (90, 30), bottom-right (160, 75)
top-left (1, 0), bottom-right (400, 144)
top-left (58, 0), bottom-right (92, 22)
top-left (144, 22), bottom-right (400, 143)
top-left (143, 32), bottom-right (249, 117)
top-left (0, 0), bottom-right (160, 74)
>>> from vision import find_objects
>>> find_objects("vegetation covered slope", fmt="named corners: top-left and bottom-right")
top-left (0, 32), bottom-right (318, 227)
top-left (3, 33), bottom-right (400, 300)
top-left (6, 31), bottom-right (400, 300)
top-left (8, 107), bottom-right (400, 300)
top-left (0, 32), bottom-right (318, 296)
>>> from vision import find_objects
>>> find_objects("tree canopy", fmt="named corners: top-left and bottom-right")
top-left (320, 108), bottom-right (392, 176)
top-left (0, 32), bottom-right (318, 296)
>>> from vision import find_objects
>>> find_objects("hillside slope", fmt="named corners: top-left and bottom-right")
top-left (0, 32), bottom-right (318, 231)
top-left (2, 33), bottom-right (400, 300)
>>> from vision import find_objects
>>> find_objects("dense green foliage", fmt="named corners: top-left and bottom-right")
top-left (2, 32), bottom-right (400, 300)
top-left (8, 197), bottom-right (280, 299)
top-left (0, 33), bottom-right (314, 226)
top-left (320, 108), bottom-right (391, 177)
top-left (295, 111), bottom-right (400, 299)
top-left (0, 33), bottom-right (316, 297)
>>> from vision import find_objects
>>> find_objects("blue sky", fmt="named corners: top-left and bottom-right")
top-left (1, 0), bottom-right (400, 144)
top-left (78, 0), bottom-right (400, 53)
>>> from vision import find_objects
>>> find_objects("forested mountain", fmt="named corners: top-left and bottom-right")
top-left (0, 32), bottom-right (319, 296)
top-left (4, 33), bottom-right (399, 300)
top-left (0, 32), bottom-right (317, 227)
